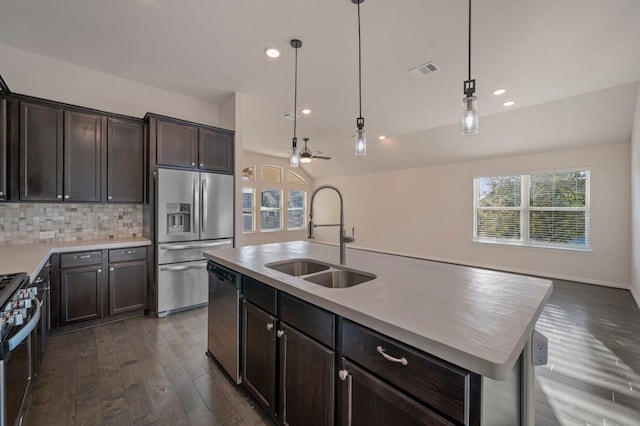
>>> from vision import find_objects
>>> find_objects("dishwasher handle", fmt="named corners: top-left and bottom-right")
top-left (207, 263), bottom-right (239, 284)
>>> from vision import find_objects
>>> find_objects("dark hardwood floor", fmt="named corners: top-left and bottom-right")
top-left (535, 281), bottom-right (640, 426)
top-left (26, 280), bottom-right (640, 425)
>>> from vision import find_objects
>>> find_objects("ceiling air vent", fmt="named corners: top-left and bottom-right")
top-left (282, 112), bottom-right (300, 120)
top-left (409, 61), bottom-right (439, 78)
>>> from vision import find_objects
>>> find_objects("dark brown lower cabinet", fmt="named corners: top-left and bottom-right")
top-left (278, 323), bottom-right (334, 426)
top-left (338, 359), bottom-right (454, 426)
top-left (242, 300), bottom-right (277, 417)
top-left (60, 264), bottom-right (104, 326)
top-left (108, 260), bottom-right (147, 315)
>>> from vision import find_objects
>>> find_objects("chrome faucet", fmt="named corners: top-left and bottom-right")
top-left (308, 185), bottom-right (355, 265)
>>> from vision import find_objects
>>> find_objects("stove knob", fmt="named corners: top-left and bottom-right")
top-left (9, 313), bottom-right (24, 326)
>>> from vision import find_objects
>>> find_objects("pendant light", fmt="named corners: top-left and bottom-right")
top-left (461, 0), bottom-right (478, 135)
top-left (352, 0), bottom-right (366, 156)
top-left (289, 39), bottom-right (302, 167)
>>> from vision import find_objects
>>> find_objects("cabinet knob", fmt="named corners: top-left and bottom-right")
top-left (338, 369), bottom-right (350, 381)
top-left (97, 269), bottom-right (102, 274)
top-left (199, 163), bottom-right (203, 168)
top-left (191, 162), bottom-right (195, 166)
top-left (276, 330), bottom-right (285, 338)
top-left (64, 195), bottom-right (70, 199)
top-left (108, 195), bottom-right (113, 200)
top-left (0, 191), bottom-right (4, 196)
top-left (109, 267), bottom-right (114, 272)
top-left (57, 195), bottom-right (63, 199)
top-left (266, 323), bottom-right (274, 331)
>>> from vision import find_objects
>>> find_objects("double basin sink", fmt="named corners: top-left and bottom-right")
top-left (265, 258), bottom-right (376, 289)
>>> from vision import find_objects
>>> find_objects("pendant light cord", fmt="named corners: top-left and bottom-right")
top-left (293, 44), bottom-right (298, 140)
top-left (467, 0), bottom-right (472, 81)
top-left (357, 1), bottom-right (363, 118)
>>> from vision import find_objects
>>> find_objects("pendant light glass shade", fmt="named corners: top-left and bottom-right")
top-left (462, 95), bottom-right (478, 134)
top-left (290, 138), bottom-right (299, 167)
top-left (356, 117), bottom-right (366, 156)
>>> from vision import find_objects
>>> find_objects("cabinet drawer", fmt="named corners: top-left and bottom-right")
top-left (341, 319), bottom-right (480, 425)
top-left (243, 275), bottom-right (277, 315)
top-left (60, 251), bottom-right (103, 268)
top-left (109, 246), bottom-right (148, 263)
top-left (280, 292), bottom-right (334, 348)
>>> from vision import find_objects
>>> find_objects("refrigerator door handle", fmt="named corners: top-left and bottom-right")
top-left (202, 177), bottom-right (208, 233)
top-left (160, 262), bottom-right (208, 272)
top-left (193, 175), bottom-right (200, 236)
top-left (160, 240), bottom-right (232, 250)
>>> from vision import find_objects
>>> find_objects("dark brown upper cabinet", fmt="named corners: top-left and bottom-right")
top-left (64, 110), bottom-right (103, 202)
top-left (151, 115), bottom-right (233, 174)
top-left (198, 127), bottom-right (233, 173)
top-left (20, 102), bottom-right (103, 202)
top-left (155, 119), bottom-right (197, 168)
top-left (19, 101), bottom-right (64, 201)
top-left (0, 98), bottom-right (6, 201)
top-left (106, 117), bottom-right (144, 203)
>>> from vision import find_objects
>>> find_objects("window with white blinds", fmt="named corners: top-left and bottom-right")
top-left (474, 169), bottom-right (589, 249)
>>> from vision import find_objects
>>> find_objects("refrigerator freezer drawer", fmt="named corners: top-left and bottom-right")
top-left (157, 260), bottom-right (208, 315)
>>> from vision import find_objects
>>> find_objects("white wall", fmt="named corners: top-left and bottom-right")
top-left (631, 87), bottom-right (640, 305)
top-left (0, 43), bottom-right (219, 125)
top-left (241, 151), bottom-right (314, 247)
top-left (315, 143), bottom-right (631, 288)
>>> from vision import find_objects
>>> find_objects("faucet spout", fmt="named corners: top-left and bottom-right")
top-left (308, 185), bottom-right (354, 264)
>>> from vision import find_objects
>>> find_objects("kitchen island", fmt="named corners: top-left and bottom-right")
top-left (204, 241), bottom-right (553, 425)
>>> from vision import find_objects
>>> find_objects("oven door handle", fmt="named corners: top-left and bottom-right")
top-left (8, 300), bottom-right (41, 351)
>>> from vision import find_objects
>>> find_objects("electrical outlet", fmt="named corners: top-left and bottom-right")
top-left (531, 329), bottom-right (548, 366)
top-left (39, 231), bottom-right (56, 239)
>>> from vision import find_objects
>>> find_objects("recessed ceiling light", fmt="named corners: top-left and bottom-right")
top-left (492, 88), bottom-right (506, 96)
top-left (503, 100), bottom-right (515, 107)
top-left (378, 135), bottom-right (386, 140)
top-left (301, 109), bottom-right (311, 115)
top-left (265, 48), bottom-right (280, 58)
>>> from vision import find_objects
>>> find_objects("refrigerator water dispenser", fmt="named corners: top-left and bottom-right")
top-left (166, 203), bottom-right (191, 233)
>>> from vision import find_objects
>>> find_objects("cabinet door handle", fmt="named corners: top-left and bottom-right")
top-left (33, 277), bottom-right (44, 284)
top-left (376, 346), bottom-right (408, 365)
top-left (266, 322), bottom-right (274, 331)
top-left (338, 369), bottom-right (352, 426)
top-left (280, 330), bottom-right (289, 425)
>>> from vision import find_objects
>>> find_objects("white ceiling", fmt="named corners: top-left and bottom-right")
top-left (1, 0), bottom-right (639, 179)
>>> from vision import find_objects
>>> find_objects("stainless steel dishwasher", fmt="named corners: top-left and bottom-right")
top-left (206, 262), bottom-right (242, 384)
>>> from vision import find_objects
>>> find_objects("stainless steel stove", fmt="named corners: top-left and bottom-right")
top-left (0, 272), bottom-right (41, 426)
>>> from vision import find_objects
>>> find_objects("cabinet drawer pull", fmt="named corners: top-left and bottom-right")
top-left (376, 346), bottom-right (408, 365)
top-left (76, 255), bottom-right (91, 259)
top-left (266, 322), bottom-right (274, 331)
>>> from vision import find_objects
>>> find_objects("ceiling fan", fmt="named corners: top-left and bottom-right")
top-left (299, 138), bottom-right (331, 164)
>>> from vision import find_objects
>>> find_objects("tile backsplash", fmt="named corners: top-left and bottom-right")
top-left (0, 203), bottom-right (143, 245)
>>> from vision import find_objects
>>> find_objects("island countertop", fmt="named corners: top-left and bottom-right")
top-left (0, 237), bottom-right (152, 278)
top-left (204, 241), bottom-right (553, 380)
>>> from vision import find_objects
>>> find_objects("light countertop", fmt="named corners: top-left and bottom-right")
top-left (204, 241), bottom-right (553, 380)
top-left (0, 237), bottom-right (152, 277)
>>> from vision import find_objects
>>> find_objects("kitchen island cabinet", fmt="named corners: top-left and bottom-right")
top-left (239, 275), bottom-right (335, 425)
top-left (205, 241), bottom-right (553, 425)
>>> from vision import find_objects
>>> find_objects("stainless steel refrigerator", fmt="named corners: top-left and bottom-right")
top-left (156, 168), bottom-right (234, 317)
